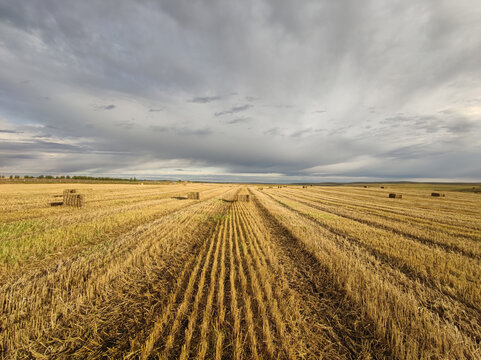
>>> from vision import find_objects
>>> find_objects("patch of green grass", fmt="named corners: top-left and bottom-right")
top-left (207, 213), bottom-right (231, 222)
top-left (308, 212), bottom-right (334, 220)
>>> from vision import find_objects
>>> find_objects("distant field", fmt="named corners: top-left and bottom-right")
top-left (356, 182), bottom-right (481, 193)
top-left (1, 183), bottom-right (480, 359)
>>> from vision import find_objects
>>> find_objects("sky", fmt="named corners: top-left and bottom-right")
top-left (1, 0), bottom-right (481, 183)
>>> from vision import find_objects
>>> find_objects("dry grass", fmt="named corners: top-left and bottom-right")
top-left (1, 182), bottom-right (480, 359)
top-left (258, 185), bottom-right (481, 359)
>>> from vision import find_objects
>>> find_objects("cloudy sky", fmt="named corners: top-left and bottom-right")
top-left (1, 1), bottom-right (481, 182)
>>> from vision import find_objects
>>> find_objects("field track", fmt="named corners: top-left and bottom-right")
top-left (1, 183), bottom-right (480, 359)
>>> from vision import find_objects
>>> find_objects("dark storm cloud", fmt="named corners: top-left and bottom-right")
top-left (380, 112), bottom-right (480, 137)
top-left (215, 104), bottom-right (252, 117)
top-left (150, 125), bottom-right (212, 136)
top-left (290, 128), bottom-right (324, 138)
top-left (190, 96), bottom-right (221, 103)
top-left (1, 0), bottom-right (481, 180)
top-left (382, 144), bottom-right (443, 160)
top-left (0, 139), bottom-right (85, 153)
top-left (0, 153), bottom-right (39, 168)
top-left (115, 120), bottom-right (134, 130)
top-left (225, 117), bottom-right (250, 125)
top-left (264, 128), bottom-right (283, 136)
top-left (91, 104), bottom-right (117, 111)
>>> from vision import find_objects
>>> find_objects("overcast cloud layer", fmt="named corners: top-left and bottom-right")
top-left (1, 0), bottom-right (481, 182)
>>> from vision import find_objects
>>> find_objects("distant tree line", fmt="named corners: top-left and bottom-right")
top-left (0, 175), bottom-right (139, 181)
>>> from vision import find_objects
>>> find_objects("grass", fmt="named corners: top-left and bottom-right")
top-left (1, 182), bottom-right (480, 359)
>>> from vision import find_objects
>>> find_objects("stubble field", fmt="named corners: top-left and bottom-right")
top-left (1, 183), bottom-right (480, 359)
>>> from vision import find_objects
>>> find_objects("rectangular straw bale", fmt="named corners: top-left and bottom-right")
top-left (63, 189), bottom-right (77, 203)
top-left (388, 193), bottom-right (402, 199)
top-left (235, 194), bottom-right (250, 202)
top-left (64, 194), bottom-right (84, 207)
top-left (187, 192), bottom-right (200, 200)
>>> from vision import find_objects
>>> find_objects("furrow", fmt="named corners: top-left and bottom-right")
top-left (228, 207), bottom-right (242, 360)
top-left (234, 201), bottom-right (300, 359)
top-left (254, 188), bottom-right (478, 359)
top-left (290, 187), bottom-right (481, 232)
top-left (213, 209), bottom-right (228, 360)
top-left (264, 191), bottom-right (481, 312)
top-left (279, 189), bottom-right (481, 258)
top-left (2, 202), bottom-right (205, 357)
top-left (140, 221), bottom-right (219, 360)
top-left (195, 213), bottom-right (226, 360)
top-left (232, 204), bottom-right (260, 360)
top-left (234, 204), bottom-right (275, 358)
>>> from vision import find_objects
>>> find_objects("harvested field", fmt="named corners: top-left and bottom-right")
top-left (1, 183), bottom-right (480, 359)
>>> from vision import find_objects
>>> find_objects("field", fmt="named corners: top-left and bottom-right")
top-left (1, 183), bottom-right (481, 359)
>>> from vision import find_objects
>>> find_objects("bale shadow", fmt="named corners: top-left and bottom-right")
top-left (172, 196), bottom-right (188, 200)
top-left (50, 202), bottom-right (64, 207)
